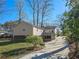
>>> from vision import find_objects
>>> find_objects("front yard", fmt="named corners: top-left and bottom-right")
top-left (0, 36), bottom-right (44, 59)
top-left (0, 41), bottom-right (33, 59)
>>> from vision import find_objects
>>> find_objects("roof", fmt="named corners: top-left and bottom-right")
top-left (44, 26), bottom-right (56, 29)
top-left (3, 20), bottom-right (43, 30)
top-left (20, 21), bottom-right (43, 30)
top-left (3, 20), bottom-right (56, 31)
top-left (34, 26), bottom-right (43, 30)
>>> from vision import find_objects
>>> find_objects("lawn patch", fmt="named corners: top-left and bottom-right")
top-left (0, 42), bottom-right (33, 59)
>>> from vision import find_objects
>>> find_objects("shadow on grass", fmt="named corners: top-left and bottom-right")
top-left (1, 48), bottom-right (32, 57)
top-left (0, 40), bottom-right (25, 46)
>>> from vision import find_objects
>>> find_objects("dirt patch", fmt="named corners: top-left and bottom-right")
top-left (68, 42), bottom-right (79, 59)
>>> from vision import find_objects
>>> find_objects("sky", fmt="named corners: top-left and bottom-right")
top-left (0, 0), bottom-right (66, 25)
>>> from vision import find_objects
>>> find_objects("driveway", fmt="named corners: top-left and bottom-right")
top-left (19, 36), bottom-right (69, 59)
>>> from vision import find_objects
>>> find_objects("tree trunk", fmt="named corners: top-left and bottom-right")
top-left (36, 0), bottom-right (39, 26)
top-left (41, 14), bottom-right (44, 27)
top-left (33, 11), bottom-right (35, 25)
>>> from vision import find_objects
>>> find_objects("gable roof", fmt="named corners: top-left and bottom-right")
top-left (3, 20), bottom-right (30, 28)
top-left (17, 21), bottom-right (44, 30)
top-left (3, 20), bottom-right (56, 31)
top-left (3, 20), bottom-right (43, 30)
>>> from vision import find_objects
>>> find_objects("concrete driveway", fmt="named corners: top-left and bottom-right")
top-left (19, 36), bottom-right (69, 59)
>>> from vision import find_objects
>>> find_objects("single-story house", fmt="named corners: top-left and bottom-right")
top-left (0, 20), bottom-right (56, 41)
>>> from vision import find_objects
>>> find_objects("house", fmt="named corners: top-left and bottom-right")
top-left (1, 20), bottom-right (55, 41)
top-left (55, 27), bottom-right (62, 36)
top-left (0, 26), bottom-right (4, 30)
top-left (12, 21), bottom-right (43, 37)
top-left (42, 26), bottom-right (56, 41)
top-left (0, 26), bottom-right (6, 35)
top-left (4, 21), bottom-right (43, 40)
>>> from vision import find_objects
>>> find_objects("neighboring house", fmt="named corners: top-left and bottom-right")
top-left (0, 26), bottom-right (12, 38)
top-left (0, 26), bottom-right (6, 35)
top-left (55, 27), bottom-right (62, 36)
top-left (0, 26), bottom-right (2, 31)
top-left (42, 26), bottom-right (56, 41)
top-left (1, 20), bottom-right (56, 41)
top-left (0, 26), bottom-right (6, 31)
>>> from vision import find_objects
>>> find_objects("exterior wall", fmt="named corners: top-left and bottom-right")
top-left (12, 21), bottom-right (55, 41)
top-left (33, 27), bottom-right (43, 36)
top-left (51, 33), bottom-right (55, 39)
top-left (43, 28), bottom-right (55, 41)
top-left (13, 22), bottom-right (33, 36)
top-left (55, 27), bottom-right (62, 36)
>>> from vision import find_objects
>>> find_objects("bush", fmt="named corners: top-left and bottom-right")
top-left (25, 36), bottom-right (44, 46)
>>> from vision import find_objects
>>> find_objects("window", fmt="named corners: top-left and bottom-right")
top-left (47, 36), bottom-right (51, 39)
top-left (44, 36), bottom-right (51, 39)
top-left (52, 30), bottom-right (54, 32)
top-left (22, 29), bottom-right (26, 31)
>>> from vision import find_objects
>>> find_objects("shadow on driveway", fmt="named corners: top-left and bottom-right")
top-left (32, 44), bottom-right (69, 59)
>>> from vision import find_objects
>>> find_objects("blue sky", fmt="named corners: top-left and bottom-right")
top-left (0, 0), bottom-right (66, 25)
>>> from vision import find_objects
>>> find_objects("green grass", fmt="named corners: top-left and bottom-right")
top-left (0, 41), bottom-right (33, 59)
top-left (0, 39), bottom-right (44, 59)
top-left (0, 43), bottom-right (32, 54)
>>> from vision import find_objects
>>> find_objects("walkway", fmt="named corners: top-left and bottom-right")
top-left (19, 36), bottom-right (69, 59)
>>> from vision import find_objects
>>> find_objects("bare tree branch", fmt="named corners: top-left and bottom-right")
top-left (26, 0), bottom-right (52, 27)
top-left (27, 0), bottom-right (36, 25)
top-left (41, 0), bottom-right (52, 27)
top-left (0, 0), bottom-right (6, 14)
top-left (15, 0), bottom-right (25, 22)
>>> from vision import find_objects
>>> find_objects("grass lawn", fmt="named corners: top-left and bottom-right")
top-left (0, 41), bottom-right (33, 59)
top-left (0, 43), bottom-right (32, 53)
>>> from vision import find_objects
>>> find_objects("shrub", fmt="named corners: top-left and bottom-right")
top-left (25, 36), bottom-right (44, 46)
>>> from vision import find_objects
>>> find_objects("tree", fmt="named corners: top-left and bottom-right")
top-left (41, 0), bottom-right (52, 27)
top-left (3, 21), bottom-right (18, 29)
top-left (27, 0), bottom-right (36, 25)
top-left (61, 1), bottom-right (79, 58)
top-left (36, 0), bottom-right (40, 26)
top-left (15, 0), bottom-right (25, 22)
top-left (65, 0), bottom-right (79, 43)
top-left (66, 0), bottom-right (79, 7)
top-left (27, 0), bottom-right (52, 27)
top-left (59, 12), bottom-right (69, 36)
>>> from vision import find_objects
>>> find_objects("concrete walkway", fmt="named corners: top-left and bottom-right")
top-left (19, 36), bottom-right (69, 59)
